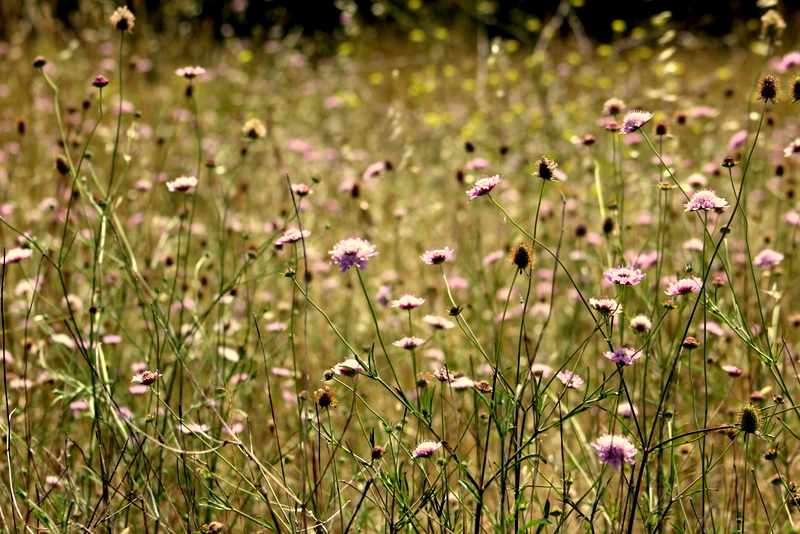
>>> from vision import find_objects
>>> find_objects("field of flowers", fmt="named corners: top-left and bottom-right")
top-left (2, 3), bottom-right (800, 533)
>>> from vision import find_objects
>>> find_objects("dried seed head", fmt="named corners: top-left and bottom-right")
top-left (532, 156), bottom-right (558, 181)
top-left (508, 243), bottom-right (534, 271)
top-left (314, 386), bottom-right (337, 409)
top-left (738, 402), bottom-right (761, 435)
top-left (110, 6), bottom-right (135, 32)
top-left (758, 73), bottom-right (780, 104)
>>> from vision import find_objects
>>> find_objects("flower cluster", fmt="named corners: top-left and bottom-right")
top-left (329, 237), bottom-right (378, 273)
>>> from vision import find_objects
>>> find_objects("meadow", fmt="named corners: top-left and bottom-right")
top-left (1, 3), bottom-right (800, 533)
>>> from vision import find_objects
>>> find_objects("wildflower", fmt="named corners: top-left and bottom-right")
top-left (753, 248), bottom-right (784, 268)
top-left (33, 56), bottom-right (46, 68)
top-left (274, 226), bottom-right (310, 246)
top-left (782, 210), bottom-right (800, 226)
top-left (602, 97), bottom-right (626, 116)
top-left (242, 118), bottom-right (266, 139)
top-left (757, 73), bottom-right (780, 103)
top-left (393, 336), bottom-right (425, 350)
top-left (784, 139), bottom-right (800, 157)
top-left (721, 156), bottom-right (739, 168)
top-left (779, 52), bottom-right (800, 73)
top-left (331, 358), bottom-right (365, 377)
top-left (421, 247), bottom-right (454, 265)
top-left (760, 9), bottom-right (786, 41)
top-left (620, 110), bottom-right (653, 134)
top-left (508, 243), bottom-right (534, 271)
top-left (466, 174), bottom-right (503, 202)
top-left (530, 363), bottom-right (553, 378)
top-left (556, 370), bottom-right (584, 389)
top-left (728, 130), bottom-right (748, 151)
top-left (433, 367), bottom-right (456, 382)
top-left (131, 369), bottom-right (162, 385)
top-left (290, 183), bottom-right (312, 197)
top-left (684, 189), bottom-right (729, 212)
top-left (423, 315), bottom-right (455, 329)
top-left (682, 336), bottom-right (700, 350)
top-left (201, 521), bottom-right (225, 534)
top-left (532, 156), bottom-right (558, 180)
top-left (175, 66), bottom-right (206, 79)
top-left (329, 237), bottom-right (378, 273)
top-left (412, 440), bottom-right (442, 458)
top-left (581, 134), bottom-right (596, 145)
top-left (589, 297), bottom-right (623, 316)
top-left (738, 402), bottom-right (761, 434)
top-left (451, 376), bottom-right (475, 390)
top-left (603, 346), bottom-right (642, 366)
top-left (166, 175), bottom-right (198, 192)
top-left (92, 75), bottom-right (109, 88)
top-left (465, 157), bottom-right (490, 169)
top-left (2, 247), bottom-right (33, 264)
top-left (604, 265), bottom-right (646, 286)
top-left (371, 445), bottom-right (386, 459)
top-left (664, 276), bottom-right (703, 296)
top-left (314, 386), bottom-right (337, 408)
top-left (591, 434), bottom-right (638, 471)
top-left (391, 293), bottom-right (426, 309)
top-left (475, 380), bottom-right (492, 393)
top-left (792, 77), bottom-right (800, 104)
top-left (110, 6), bottom-right (135, 31)
top-left (654, 121), bottom-right (669, 136)
top-left (721, 365), bottom-right (743, 377)
top-left (617, 402), bottom-right (638, 418)
top-left (604, 120), bottom-right (621, 132)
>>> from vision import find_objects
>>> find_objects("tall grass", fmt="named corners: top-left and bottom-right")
top-left (0, 4), bottom-right (799, 534)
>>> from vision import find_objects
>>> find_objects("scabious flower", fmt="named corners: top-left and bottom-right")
top-left (274, 226), bottom-right (310, 246)
top-left (757, 73), bottom-right (780, 103)
top-left (314, 386), bottom-right (337, 408)
top-left (684, 189), bottom-right (729, 212)
top-left (466, 174), bottom-right (503, 202)
top-left (412, 440), bottom-right (442, 458)
top-left (721, 156), bottom-right (740, 168)
top-left (721, 365), bottom-right (743, 377)
top-left (166, 175), bottom-right (198, 192)
top-left (530, 363), bottom-right (553, 378)
top-left (603, 346), bottom-right (642, 366)
top-left (664, 276), bottom-right (703, 296)
top-left (591, 434), bottom-right (638, 471)
top-left (784, 139), bottom-right (800, 157)
top-left (421, 247), bottom-right (454, 265)
top-left (331, 358), bottom-right (366, 376)
top-left (620, 110), bottom-right (653, 134)
top-left (110, 6), bottom-right (135, 31)
top-left (423, 315), bottom-right (455, 329)
top-left (602, 97), bottom-right (626, 116)
top-left (2, 247), bottom-right (33, 264)
top-left (391, 293), bottom-right (426, 309)
top-left (451, 376), bottom-right (476, 390)
top-left (753, 248), bottom-right (784, 268)
top-left (131, 369), bottom-right (162, 385)
top-left (329, 237), bottom-right (378, 273)
top-left (604, 265), bottom-right (646, 285)
top-left (175, 66), bottom-right (206, 79)
top-left (92, 75), bottom-right (109, 88)
top-left (782, 210), bottom-right (800, 226)
top-left (393, 336), bottom-right (425, 350)
top-left (589, 297), bottom-right (623, 316)
top-left (242, 118), bottom-right (266, 139)
top-left (556, 371), bottom-right (584, 389)
top-left (532, 156), bottom-right (558, 180)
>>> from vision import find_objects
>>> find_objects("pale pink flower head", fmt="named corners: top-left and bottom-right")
top-left (684, 189), bottom-right (729, 212)
top-left (274, 226), bottom-right (310, 246)
top-left (175, 66), bottom-right (205, 78)
top-left (466, 174), bottom-right (503, 203)
top-left (393, 336), bottom-right (425, 350)
top-left (604, 265), bottom-right (646, 285)
top-left (665, 276), bottom-right (703, 296)
top-left (782, 210), bottom-right (800, 226)
top-left (332, 358), bottom-right (366, 377)
top-left (620, 110), bottom-right (653, 134)
top-left (465, 157), bottom-right (490, 170)
top-left (166, 175), bottom-right (198, 192)
top-left (412, 440), bottom-right (442, 458)
top-left (131, 369), bottom-right (162, 385)
top-left (2, 247), bottom-right (33, 264)
top-left (421, 247), bottom-right (454, 265)
top-left (603, 346), bottom-right (642, 366)
top-left (423, 315), bottom-right (455, 329)
top-left (721, 365), bottom-right (743, 377)
top-left (591, 434), bottom-right (638, 470)
top-left (530, 363), bottom-right (553, 378)
top-left (778, 51), bottom-right (800, 73)
top-left (629, 315), bottom-right (652, 334)
top-left (784, 139), bottom-right (800, 158)
top-left (728, 129), bottom-right (748, 151)
top-left (391, 293), bottom-right (426, 309)
top-left (329, 237), bottom-right (378, 273)
top-left (753, 248), bottom-right (784, 268)
top-left (556, 370), bottom-right (584, 389)
top-left (451, 376), bottom-right (476, 390)
top-left (589, 297), bottom-right (623, 316)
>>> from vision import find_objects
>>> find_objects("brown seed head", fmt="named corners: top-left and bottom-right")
top-left (758, 73), bottom-right (780, 104)
top-left (314, 386), bottom-right (337, 408)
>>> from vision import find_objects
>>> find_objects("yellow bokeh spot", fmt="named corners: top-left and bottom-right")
top-left (597, 44), bottom-right (613, 57)
top-left (369, 72), bottom-right (384, 85)
top-left (501, 111), bottom-right (514, 124)
top-left (525, 17), bottom-right (541, 32)
top-left (745, 18), bottom-right (760, 31)
top-left (567, 51), bottom-right (582, 66)
top-left (631, 27), bottom-right (646, 40)
top-left (505, 68), bottom-right (520, 82)
top-left (424, 64), bottom-right (436, 76)
top-left (442, 111), bottom-right (453, 124)
top-left (338, 42), bottom-right (354, 56)
top-left (408, 84), bottom-right (420, 97)
top-left (639, 46), bottom-right (652, 59)
top-left (571, 0), bottom-right (585, 6)
top-left (408, 0), bottom-right (421, 10)
top-left (511, 101), bottom-right (525, 114)
top-left (442, 64), bottom-right (456, 77)
top-left (434, 27), bottom-right (449, 40)
top-left (664, 61), bottom-right (684, 75)
top-left (616, 61), bottom-right (629, 73)
top-left (424, 112), bottom-right (441, 126)
top-left (598, 76), bottom-right (612, 89)
top-left (488, 72), bottom-right (502, 85)
top-left (409, 29), bottom-right (425, 42)
top-left (542, 70), bottom-right (557, 86)
top-left (237, 49), bottom-right (253, 64)
top-left (715, 67), bottom-right (732, 80)
top-left (611, 19), bottom-right (626, 32)
top-left (505, 40), bottom-right (519, 53)
top-left (462, 78), bottom-right (476, 92)
top-left (423, 79), bottom-right (436, 93)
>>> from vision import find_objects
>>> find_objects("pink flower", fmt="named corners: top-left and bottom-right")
top-left (466, 174), bottom-right (503, 202)
top-left (332, 358), bottom-right (366, 376)
top-left (603, 265), bottom-right (646, 285)
top-left (1, 247), bottom-right (33, 264)
top-left (391, 293), bottom-right (426, 309)
top-left (274, 226), bottom-right (310, 246)
top-left (421, 247), bottom-right (454, 265)
top-left (329, 237), bottom-right (378, 273)
top-left (591, 434), bottom-right (638, 470)
top-left (175, 66), bottom-right (205, 78)
top-left (393, 336), bottom-right (425, 350)
top-left (684, 189), bottom-right (729, 212)
top-left (423, 315), bottom-right (455, 329)
top-left (465, 157), bottom-right (490, 169)
top-left (664, 276), bottom-right (703, 296)
top-left (782, 210), bottom-right (800, 226)
top-left (721, 365), bottom-right (743, 377)
top-left (589, 297), bottom-right (623, 316)
top-left (166, 176), bottom-right (198, 192)
top-left (556, 370), bottom-right (584, 389)
top-left (412, 440), bottom-right (442, 458)
top-left (753, 248), bottom-right (784, 268)
top-left (727, 129), bottom-right (748, 151)
top-left (603, 347), bottom-right (642, 366)
top-left (620, 110), bottom-right (653, 134)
